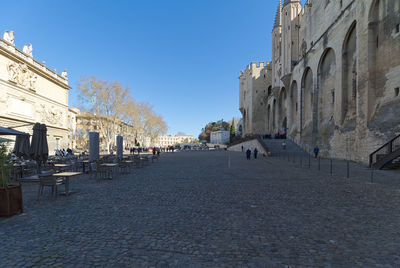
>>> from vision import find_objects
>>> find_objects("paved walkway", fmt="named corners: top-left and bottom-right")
top-left (1, 151), bottom-right (400, 267)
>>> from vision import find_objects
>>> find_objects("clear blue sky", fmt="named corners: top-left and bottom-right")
top-left (2, 0), bottom-right (305, 137)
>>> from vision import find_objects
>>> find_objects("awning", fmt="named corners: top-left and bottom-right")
top-left (0, 126), bottom-right (29, 136)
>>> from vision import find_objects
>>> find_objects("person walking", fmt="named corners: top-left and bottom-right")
top-left (313, 145), bottom-right (319, 158)
top-left (282, 141), bottom-right (286, 150)
top-left (241, 145), bottom-right (244, 152)
top-left (253, 148), bottom-right (258, 159)
top-left (246, 149), bottom-right (251, 160)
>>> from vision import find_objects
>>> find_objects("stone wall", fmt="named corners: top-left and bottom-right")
top-left (239, 62), bottom-right (272, 136)
top-left (228, 139), bottom-right (268, 156)
top-left (261, 0), bottom-right (400, 164)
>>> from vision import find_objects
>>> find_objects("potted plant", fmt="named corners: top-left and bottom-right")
top-left (0, 141), bottom-right (23, 217)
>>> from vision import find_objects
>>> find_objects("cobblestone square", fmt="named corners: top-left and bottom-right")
top-left (1, 151), bottom-right (400, 267)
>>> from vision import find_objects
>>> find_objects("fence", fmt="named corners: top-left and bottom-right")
top-left (275, 151), bottom-right (378, 183)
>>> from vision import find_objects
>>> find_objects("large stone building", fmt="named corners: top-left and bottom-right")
top-left (0, 31), bottom-right (73, 153)
top-left (240, 0), bottom-right (400, 164)
top-left (239, 62), bottom-right (272, 136)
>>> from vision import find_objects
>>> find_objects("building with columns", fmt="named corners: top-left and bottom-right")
top-left (239, 0), bottom-right (400, 163)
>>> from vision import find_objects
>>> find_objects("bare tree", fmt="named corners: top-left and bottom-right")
top-left (141, 103), bottom-right (168, 143)
top-left (78, 75), bottom-right (129, 153)
top-left (123, 99), bottom-right (167, 144)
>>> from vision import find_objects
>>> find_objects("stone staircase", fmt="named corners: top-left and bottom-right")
top-left (262, 138), bottom-right (309, 157)
top-left (370, 134), bottom-right (400, 170)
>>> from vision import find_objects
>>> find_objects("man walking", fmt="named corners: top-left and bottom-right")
top-left (246, 148), bottom-right (251, 160)
top-left (253, 148), bottom-right (258, 159)
top-left (313, 145), bottom-right (319, 158)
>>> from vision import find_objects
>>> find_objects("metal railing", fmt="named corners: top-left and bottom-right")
top-left (369, 134), bottom-right (400, 167)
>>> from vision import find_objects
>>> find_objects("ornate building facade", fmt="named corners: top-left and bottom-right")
top-left (0, 31), bottom-right (72, 153)
top-left (240, 0), bottom-right (400, 164)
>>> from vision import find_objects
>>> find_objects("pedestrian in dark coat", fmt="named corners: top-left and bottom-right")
top-left (246, 149), bottom-right (251, 160)
top-left (254, 148), bottom-right (258, 159)
top-left (314, 146), bottom-right (319, 158)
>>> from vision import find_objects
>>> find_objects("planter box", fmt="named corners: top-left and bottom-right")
top-left (0, 184), bottom-right (23, 217)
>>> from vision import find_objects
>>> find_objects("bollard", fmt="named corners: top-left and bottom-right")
top-left (370, 168), bottom-right (374, 183)
top-left (330, 159), bottom-right (333, 175)
top-left (318, 157), bottom-right (321, 171)
top-left (346, 161), bottom-right (350, 178)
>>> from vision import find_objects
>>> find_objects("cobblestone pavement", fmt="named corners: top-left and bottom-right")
top-left (1, 151), bottom-right (400, 267)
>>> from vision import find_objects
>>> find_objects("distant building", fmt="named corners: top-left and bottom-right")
top-left (155, 134), bottom-right (194, 147)
top-left (210, 130), bottom-right (230, 145)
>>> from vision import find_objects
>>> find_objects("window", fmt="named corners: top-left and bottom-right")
top-left (396, 24), bottom-right (400, 33)
top-left (55, 138), bottom-right (60, 150)
top-left (395, 87), bottom-right (399, 97)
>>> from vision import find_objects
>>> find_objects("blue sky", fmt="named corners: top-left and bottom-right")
top-left (2, 0), bottom-right (306, 137)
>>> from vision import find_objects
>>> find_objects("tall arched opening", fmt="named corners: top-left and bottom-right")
top-left (317, 48), bottom-right (336, 128)
top-left (301, 67), bottom-right (313, 133)
top-left (342, 22), bottom-right (357, 126)
top-left (290, 81), bottom-right (298, 131)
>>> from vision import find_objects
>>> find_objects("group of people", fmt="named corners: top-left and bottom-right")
top-left (241, 146), bottom-right (258, 160)
top-left (55, 148), bottom-right (73, 157)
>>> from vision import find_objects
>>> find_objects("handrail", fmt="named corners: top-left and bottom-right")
top-left (370, 134), bottom-right (400, 156)
top-left (256, 136), bottom-right (270, 154)
top-left (369, 133), bottom-right (400, 167)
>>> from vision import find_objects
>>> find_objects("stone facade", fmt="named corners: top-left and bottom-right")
top-left (228, 139), bottom-right (267, 155)
top-left (0, 31), bottom-right (72, 154)
top-left (239, 62), bottom-right (272, 137)
top-left (241, 0), bottom-right (400, 164)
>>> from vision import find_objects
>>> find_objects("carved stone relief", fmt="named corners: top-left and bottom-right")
top-left (7, 61), bottom-right (37, 90)
top-left (39, 104), bottom-right (64, 126)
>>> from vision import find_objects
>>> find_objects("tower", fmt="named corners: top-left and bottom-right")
top-left (281, 0), bottom-right (302, 75)
top-left (272, 0), bottom-right (282, 89)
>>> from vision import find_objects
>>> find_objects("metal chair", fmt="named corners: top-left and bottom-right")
top-left (37, 170), bottom-right (65, 200)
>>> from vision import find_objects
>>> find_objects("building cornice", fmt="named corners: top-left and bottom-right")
top-left (0, 39), bottom-right (71, 90)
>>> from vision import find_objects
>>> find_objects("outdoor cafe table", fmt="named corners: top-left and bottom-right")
top-left (100, 163), bottom-right (118, 179)
top-left (52, 172), bottom-right (82, 196)
top-left (53, 163), bottom-right (71, 172)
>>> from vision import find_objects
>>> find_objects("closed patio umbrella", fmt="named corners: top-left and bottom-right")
top-left (39, 124), bottom-right (48, 164)
top-left (13, 134), bottom-right (31, 159)
top-left (29, 123), bottom-right (49, 171)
